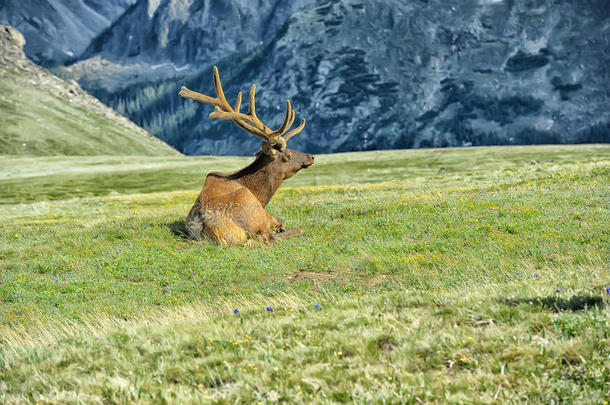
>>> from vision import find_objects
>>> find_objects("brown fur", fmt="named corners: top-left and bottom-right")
top-left (186, 147), bottom-right (314, 245)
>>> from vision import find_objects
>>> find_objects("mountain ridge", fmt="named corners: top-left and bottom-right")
top-left (5, 0), bottom-right (610, 155)
top-left (0, 0), bottom-right (136, 66)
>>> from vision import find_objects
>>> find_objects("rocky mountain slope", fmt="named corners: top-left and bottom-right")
top-left (0, 25), bottom-right (178, 156)
top-left (59, 1), bottom-right (610, 154)
top-left (0, 0), bottom-right (136, 66)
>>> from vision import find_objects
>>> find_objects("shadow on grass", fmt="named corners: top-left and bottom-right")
top-left (502, 295), bottom-right (604, 312)
top-left (168, 220), bottom-right (189, 240)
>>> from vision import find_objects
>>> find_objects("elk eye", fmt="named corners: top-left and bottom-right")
top-left (282, 153), bottom-right (292, 162)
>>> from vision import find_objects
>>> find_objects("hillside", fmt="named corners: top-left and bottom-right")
top-left (0, 145), bottom-right (608, 402)
top-left (64, 0), bottom-right (610, 155)
top-left (0, 25), bottom-right (178, 157)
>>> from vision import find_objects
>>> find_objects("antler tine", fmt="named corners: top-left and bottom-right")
top-left (248, 85), bottom-right (257, 119)
top-left (178, 86), bottom-right (220, 107)
top-left (269, 100), bottom-right (293, 137)
top-left (212, 66), bottom-right (232, 111)
top-left (286, 109), bottom-right (296, 133)
top-left (282, 117), bottom-right (306, 142)
top-left (234, 92), bottom-right (242, 114)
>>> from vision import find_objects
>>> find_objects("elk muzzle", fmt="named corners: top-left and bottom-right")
top-left (303, 153), bottom-right (315, 168)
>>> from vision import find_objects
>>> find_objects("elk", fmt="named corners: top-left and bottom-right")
top-left (179, 67), bottom-right (314, 245)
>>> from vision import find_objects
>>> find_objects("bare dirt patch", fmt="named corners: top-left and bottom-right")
top-left (273, 268), bottom-right (390, 286)
top-left (286, 268), bottom-right (353, 282)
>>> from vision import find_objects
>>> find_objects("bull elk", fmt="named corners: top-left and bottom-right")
top-left (179, 67), bottom-right (314, 245)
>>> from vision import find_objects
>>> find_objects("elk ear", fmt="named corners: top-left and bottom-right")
top-left (281, 151), bottom-right (292, 162)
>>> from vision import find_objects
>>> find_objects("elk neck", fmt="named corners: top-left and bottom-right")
top-left (230, 153), bottom-right (283, 207)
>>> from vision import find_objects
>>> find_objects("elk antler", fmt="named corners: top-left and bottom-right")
top-left (179, 66), bottom-right (306, 154)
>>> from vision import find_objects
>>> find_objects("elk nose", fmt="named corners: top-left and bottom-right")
top-left (304, 153), bottom-right (315, 167)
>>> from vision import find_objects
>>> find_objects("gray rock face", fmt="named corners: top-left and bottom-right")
top-left (1, 25), bottom-right (25, 49)
top-left (0, 25), bottom-right (37, 72)
top-left (0, 0), bottom-right (136, 66)
top-left (81, 0), bottom-right (310, 67)
top-left (54, 1), bottom-right (610, 153)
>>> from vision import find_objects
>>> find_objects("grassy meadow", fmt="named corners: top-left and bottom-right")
top-left (0, 144), bottom-right (608, 403)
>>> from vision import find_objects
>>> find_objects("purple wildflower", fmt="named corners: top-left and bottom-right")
top-left (233, 308), bottom-right (239, 314)
top-left (267, 306), bottom-right (273, 311)
top-left (163, 288), bottom-right (167, 294)
top-left (534, 273), bottom-right (539, 279)
top-left (605, 286), bottom-right (610, 295)
top-left (555, 286), bottom-right (563, 292)
top-left (315, 304), bottom-right (321, 309)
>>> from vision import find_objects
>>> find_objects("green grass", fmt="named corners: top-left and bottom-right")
top-left (0, 68), bottom-right (178, 157)
top-left (0, 145), bottom-right (608, 403)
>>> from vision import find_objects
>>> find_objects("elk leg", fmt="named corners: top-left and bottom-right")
top-left (272, 229), bottom-right (304, 240)
top-left (270, 216), bottom-right (284, 232)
